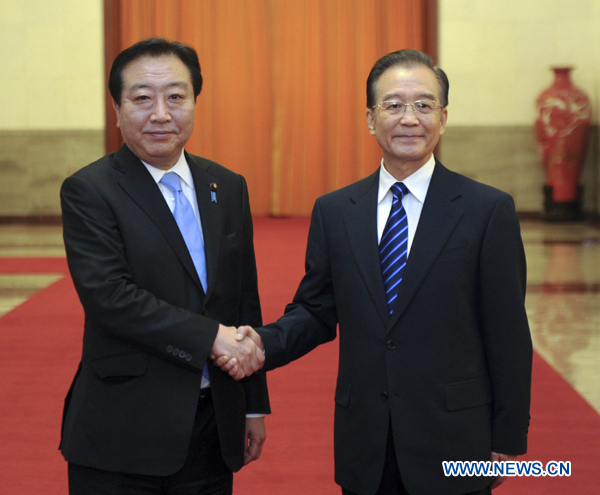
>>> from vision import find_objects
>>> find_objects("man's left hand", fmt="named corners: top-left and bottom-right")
top-left (490, 452), bottom-right (518, 489)
top-left (244, 417), bottom-right (266, 465)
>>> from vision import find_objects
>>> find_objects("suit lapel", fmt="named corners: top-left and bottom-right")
top-left (186, 152), bottom-right (221, 300)
top-left (113, 145), bottom-right (204, 292)
top-left (387, 161), bottom-right (463, 330)
top-left (343, 170), bottom-right (391, 327)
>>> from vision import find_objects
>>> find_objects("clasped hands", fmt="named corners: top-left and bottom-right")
top-left (210, 325), bottom-right (263, 380)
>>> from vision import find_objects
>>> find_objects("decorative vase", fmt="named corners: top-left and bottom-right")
top-left (535, 67), bottom-right (591, 220)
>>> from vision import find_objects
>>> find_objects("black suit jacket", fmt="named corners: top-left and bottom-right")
top-left (259, 160), bottom-right (532, 495)
top-left (60, 144), bottom-right (269, 475)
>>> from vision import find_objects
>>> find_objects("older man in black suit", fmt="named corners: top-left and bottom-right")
top-left (60, 38), bottom-right (269, 495)
top-left (223, 50), bottom-right (532, 495)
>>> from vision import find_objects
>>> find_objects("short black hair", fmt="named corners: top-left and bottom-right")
top-left (366, 49), bottom-right (449, 108)
top-left (109, 37), bottom-right (203, 105)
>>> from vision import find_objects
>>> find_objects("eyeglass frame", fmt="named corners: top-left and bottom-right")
top-left (371, 99), bottom-right (445, 116)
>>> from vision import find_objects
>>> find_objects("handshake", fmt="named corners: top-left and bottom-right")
top-left (210, 324), bottom-right (263, 380)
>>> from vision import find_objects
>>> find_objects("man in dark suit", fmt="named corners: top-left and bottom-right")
top-left (60, 38), bottom-right (269, 494)
top-left (224, 50), bottom-right (532, 495)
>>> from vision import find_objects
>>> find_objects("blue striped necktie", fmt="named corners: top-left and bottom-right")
top-left (160, 172), bottom-right (208, 292)
top-left (380, 182), bottom-right (409, 315)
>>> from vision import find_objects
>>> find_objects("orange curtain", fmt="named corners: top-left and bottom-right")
top-left (105, 0), bottom-right (435, 215)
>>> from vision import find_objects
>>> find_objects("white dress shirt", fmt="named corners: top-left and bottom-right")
top-left (142, 150), bottom-right (205, 245)
top-left (377, 155), bottom-right (435, 257)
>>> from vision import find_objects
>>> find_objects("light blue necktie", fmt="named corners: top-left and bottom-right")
top-left (380, 182), bottom-right (409, 315)
top-left (160, 172), bottom-right (210, 382)
top-left (160, 172), bottom-right (208, 292)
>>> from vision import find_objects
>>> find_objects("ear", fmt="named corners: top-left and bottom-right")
top-left (112, 99), bottom-right (121, 128)
top-left (366, 108), bottom-right (376, 135)
top-left (438, 106), bottom-right (448, 136)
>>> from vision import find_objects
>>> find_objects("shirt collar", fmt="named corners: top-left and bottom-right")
top-left (378, 155), bottom-right (435, 205)
top-left (142, 150), bottom-right (194, 190)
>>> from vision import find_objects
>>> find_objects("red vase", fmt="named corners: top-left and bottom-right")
top-left (535, 67), bottom-right (591, 204)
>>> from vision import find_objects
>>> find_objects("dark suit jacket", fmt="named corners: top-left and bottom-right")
top-left (259, 160), bottom-right (532, 495)
top-left (60, 144), bottom-right (269, 476)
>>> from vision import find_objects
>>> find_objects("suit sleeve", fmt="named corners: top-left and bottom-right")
top-left (236, 175), bottom-right (270, 414)
top-left (258, 198), bottom-right (338, 372)
top-left (61, 173), bottom-right (219, 372)
top-left (478, 194), bottom-right (532, 455)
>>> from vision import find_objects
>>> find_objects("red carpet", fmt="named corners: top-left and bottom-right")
top-left (0, 218), bottom-right (598, 494)
top-left (0, 259), bottom-right (82, 494)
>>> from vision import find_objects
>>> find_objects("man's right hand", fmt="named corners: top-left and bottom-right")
top-left (212, 326), bottom-right (264, 379)
top-left (210, 325), bottom-right (264, 380)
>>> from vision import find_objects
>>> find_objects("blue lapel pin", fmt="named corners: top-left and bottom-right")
top-left (210, 182), bottom-right (217, 203)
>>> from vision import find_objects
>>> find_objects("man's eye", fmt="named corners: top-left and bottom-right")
top-left (416, 101), bottom-right (435, 110)
top-left (135, 95), bottom-right (150, 101)
top-left (382, 101), bottom-right (401, 110)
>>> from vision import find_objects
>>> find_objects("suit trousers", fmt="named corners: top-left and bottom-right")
top-left (68, 390), bottom-right (233, 495)
top-left (341, 423), bottom-right (492, 495)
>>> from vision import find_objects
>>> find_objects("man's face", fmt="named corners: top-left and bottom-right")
top-left (366, 66), bottom-right (447, 178)
top-left (113, 55), bottom-right (196, 170)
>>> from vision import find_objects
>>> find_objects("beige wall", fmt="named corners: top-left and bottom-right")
top-left (440, 0), bottom-right (600, 126)
top-left (0, 0), bottom-right (104, 217)
top-left (0, 0), bottom-right (104, 130)
top-left (439, 0), bottom-right (600, 214)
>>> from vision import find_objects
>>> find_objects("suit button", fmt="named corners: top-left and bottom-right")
top-left (185, 353), bottom-right (192, 361)
top-left (380, 392), bottom-right (388, 401)
top-left (166, 345), bottom-right (173, 353)
top-left (179, 350), bottom-right (186, 359)
top-left (387, 340), bottom-right (396, 350)
top-left (173, 348), bottom-right (180, 356)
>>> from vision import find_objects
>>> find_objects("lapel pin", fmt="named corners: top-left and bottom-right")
top-left (210, 182), bottom-right (217, 203)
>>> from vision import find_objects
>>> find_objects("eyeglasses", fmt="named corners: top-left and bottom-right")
top-left (372, 100), bottom-right (444, 116)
